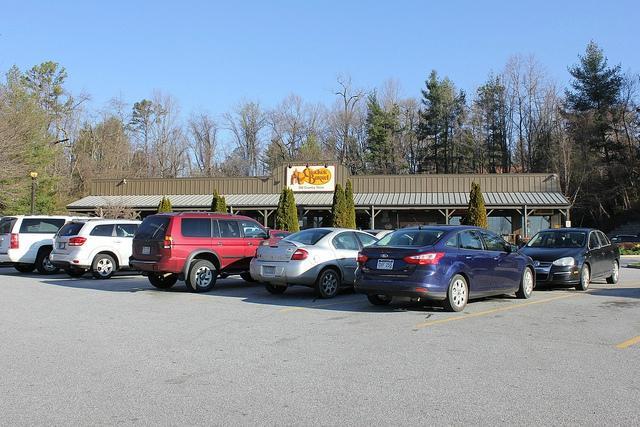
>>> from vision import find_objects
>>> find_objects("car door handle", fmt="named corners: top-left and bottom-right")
top-left (217, 242), bottom-right (223, 246)
top-left (465, 256), bottom-right (473, 259)
top-left (247, 242), bottom-right (253, 246)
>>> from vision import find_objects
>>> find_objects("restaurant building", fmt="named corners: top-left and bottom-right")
top-left (67, 163), bottom-right (571, 241)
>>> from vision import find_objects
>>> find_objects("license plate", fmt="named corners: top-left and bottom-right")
top-left (262, 265), bottom-right (276, 276)
top-left (142, 246), bottom-right (151, 255)
top-left (377, 259), bottom-right (394, 270)
top-left (58, 242), bottom-right (66, 249)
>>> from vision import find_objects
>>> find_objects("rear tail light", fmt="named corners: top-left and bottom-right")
top-left (9, 233), bottom-right (19, 249)
top-left (68, 236), bottom-right (87, 246)
top-left (357, 252), bottom-right (368, 264)
top-left (291, 248), bottom-right (308, 261)
top-left (163, 236), bottom-right (173, 249)
top-left (403, 252), bottom-right (445, 265)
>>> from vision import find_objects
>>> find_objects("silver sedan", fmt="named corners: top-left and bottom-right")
top-left (250, 228), bottom-right (378, 298)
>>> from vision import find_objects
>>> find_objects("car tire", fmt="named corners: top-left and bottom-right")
top-left (240, 272), bottom-right (257, 283)
top-left (443, 274), bottom-right (468, 312)
top-left (516, 267), bottom-right (534, 299)
top-left (367, 294), bottom-right (392, 306)
top-left (576, 264), bottom-right (590, 291)
top-left (65, 268), bottom-right (86, 278)
top-left (92, 254), bottom-right (116, 280)
top-left (186, 259), bottom-right (217, 293)
top-left (36, 247), bottom-right (59, 275)
top-left (14, 263), bottom-right (35, 273)
top-left (265, 283), bottom-right (287, 294)
top-left (315, 268), bottom-right (341, 299)
top-left (606, 260), bottom-right (619, 284)
top-left (148, 273), bottom-right (178, 289)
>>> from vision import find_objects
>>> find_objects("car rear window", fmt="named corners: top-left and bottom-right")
top-left (376, 229), bottom-right (445, 247)
top-left (284, 229), bottom-right (332, 245)
top-left (57, 222), bottom-right (86, 237)
top-left (135, 216), bottom-right (170, 240)
top-left (19, 218), bottom-right (66, 234)
top-left (0, 217), bottom-right (17, 234)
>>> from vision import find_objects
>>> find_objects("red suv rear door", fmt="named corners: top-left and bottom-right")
top-left (215, 219), bottom-right (246, 270)
top-left (178, 218), bottom-right (214, 262)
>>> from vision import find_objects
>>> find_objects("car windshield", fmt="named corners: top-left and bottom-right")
top-left (526, 231), bottom-right (586, 248)
top-left (284, 229), bottom-right (332, 245)
top-left (376, 229), bottom-right (445, 247)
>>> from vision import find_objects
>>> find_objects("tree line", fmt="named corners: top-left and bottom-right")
top-left (0, 41), bottom-right (638, 230)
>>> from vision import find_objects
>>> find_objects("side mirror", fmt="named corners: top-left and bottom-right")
top-left (504, 244), bottom-right (513, 253)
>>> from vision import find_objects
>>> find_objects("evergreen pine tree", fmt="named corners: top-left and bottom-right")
top-left (462, 183), bottom-right (488, 228)
top-left (344, 180), bottom-right (356, 229)
top-left (285, 188), bottom-right (300, 232)
top-left (275, 188), bottom-right (288, 230)
top-left (157, 196), bottom-right (172, 213)
top-left (331, 184), bottom-right (347, 227)
top-left (211, 189), bottom-right (227, 212)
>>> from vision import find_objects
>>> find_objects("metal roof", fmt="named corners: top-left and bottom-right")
top-left (67, 192), bottom-right (570, 211)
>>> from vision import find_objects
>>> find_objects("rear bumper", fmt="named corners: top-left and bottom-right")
top-left (249, 259), bottom-right (322, 286)
top-left (130, 258), bottom-right (183, 274)
top-left (50, 252), bottom-right (90, 269)
top-left (354, 278), bottom-right (447, 300)
top-left (0, 252), bottom-right (24, 264)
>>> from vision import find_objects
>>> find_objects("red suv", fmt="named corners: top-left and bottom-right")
top-left (130, 212), bottom-right (270, 292)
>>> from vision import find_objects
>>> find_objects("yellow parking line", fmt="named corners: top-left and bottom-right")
top-left (615, 335), bottom-right (640, 350)
top-left (415, 294), bottom-right (580, 329)
top-left (278, 300), bottom-right (359, 313)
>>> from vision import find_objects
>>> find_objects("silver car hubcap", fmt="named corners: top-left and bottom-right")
top-left (524, 269), bottom-right (534, 295)
top-left (451, 279), bottom-right (467, 308)
top-left (582, 267), bottom-right (590, 287)
top-left (612, 262), bottom-right (619, 281)
top-left (43, 256), bottom-right (56, 272)
top-left (195, 267), bottom-right (213, 288)
top-left (96, 258), bottom-right (113, 276)
top-left (321, 272), bottom-right (338, 295)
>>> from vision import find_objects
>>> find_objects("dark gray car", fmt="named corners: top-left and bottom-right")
top-left (519, 228), bottom-right (620, 291)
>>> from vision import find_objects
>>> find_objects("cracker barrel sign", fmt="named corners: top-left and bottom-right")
top-left (286, 165), bottom-right (335, 192)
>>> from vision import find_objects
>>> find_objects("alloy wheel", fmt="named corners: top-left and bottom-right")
top-left (451, 278), bottom-right (467, 309)
top-left (321, 271), bottom-right (338, 295)
top-left (612, 261), bottom-right (619, 282)
top-left (523, 268), bottom-right (534, 296)
top-left (43, 255), bottom-right (57, 272)
top-left (96, 258), bottom-right (114, 277)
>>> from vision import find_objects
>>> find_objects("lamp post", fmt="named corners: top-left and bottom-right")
top-left (30, 172), bottom-right (38, 214)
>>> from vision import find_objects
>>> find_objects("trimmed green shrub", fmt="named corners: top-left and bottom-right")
top-left (211, 189), bottom-right (227, 213)
top-left (462, 182), bottom-right (488, 228)
top-left (344, 180), bottom-right (356, 229)
top-left (157, 196), bottom-right (173, 213)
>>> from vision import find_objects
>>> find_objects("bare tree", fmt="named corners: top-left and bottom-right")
top-left (224, 101), bottom-right (266, 176)
top-left (329, 75), bottom-right (366, 173)
top-left (188, 112), bottom-right (219, 176)
top-left (265, 94), bottom-right (325, 172)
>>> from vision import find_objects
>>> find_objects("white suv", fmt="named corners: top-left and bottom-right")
top-left (0, 215), bottom-right (85, 274)
top-left (50, 219), bottom-right (141, 279)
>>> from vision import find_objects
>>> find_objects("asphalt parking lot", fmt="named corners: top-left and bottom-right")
top-left (1, 261), bottom-right (639, 425)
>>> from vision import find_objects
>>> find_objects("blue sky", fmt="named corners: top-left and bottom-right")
top-left (0, 0), bottom-right (637, 117)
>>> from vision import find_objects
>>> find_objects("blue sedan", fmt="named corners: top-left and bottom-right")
top-left (354, 225), bottom-right (535, 311)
